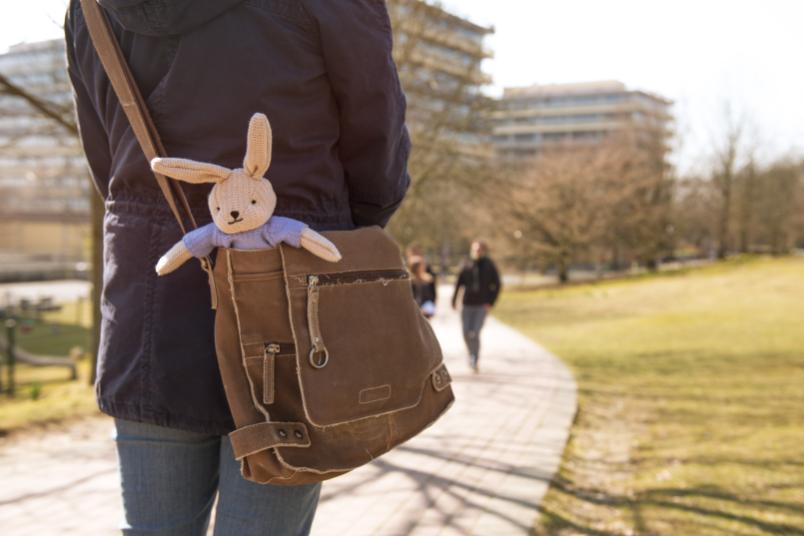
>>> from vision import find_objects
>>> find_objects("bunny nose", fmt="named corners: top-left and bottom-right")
top-left (230, 210), bottom-right (240, 219)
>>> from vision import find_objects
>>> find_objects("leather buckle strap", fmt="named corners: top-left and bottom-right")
top-left (431, 363), bottom-right (452, 392)
top-left (229, 422), bottom-right (311, 460)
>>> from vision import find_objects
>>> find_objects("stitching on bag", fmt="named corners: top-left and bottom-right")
top-left (273, 388), bottom-right (455, 475)
top-left (263, 352), bottom-right (275, 405)
top-left (286, 270), bottom-right (409, 290)
top-left (431, 364), bottom-right (452, 392)
top-left (227, 249), bottom-right (271, 421)
top-left (281, 258), bottom-right (449, 428)
top-left (300, 359), bottom-right (450, 430)
top-left (232, 271), bottom-right (285, 283)
top-left (272, 237), bottom-right (455, 474)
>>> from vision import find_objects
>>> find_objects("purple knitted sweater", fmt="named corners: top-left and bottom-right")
top-left (182, 216), bottom-right (306, 258)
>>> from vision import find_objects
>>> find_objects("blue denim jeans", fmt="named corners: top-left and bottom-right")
top-left (461, 305), bottom-right (488, 367)
top-left (113, 419), bottom-right (321, 536)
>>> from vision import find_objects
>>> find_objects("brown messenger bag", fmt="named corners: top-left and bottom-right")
top-left (80, 0), bottom-right (454, 485)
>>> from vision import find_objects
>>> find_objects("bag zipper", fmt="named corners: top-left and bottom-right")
top-left (304, 269), bottom-right (409, 370)
top-left (311, 269), bottom-right (409, 286)
top-left (307, 275), bottom-right (329, 369)
top-left (263, 342), bottom-right (295, 356)
top-left (262, 342), bottom-right (294, 405)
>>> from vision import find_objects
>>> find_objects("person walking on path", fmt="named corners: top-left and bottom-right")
top-left (406, 245), bottom-right (437, 319)
top-left (452, 240), bottom-right (501, 373)
top-left (64, 1), bottom-right (410, 534)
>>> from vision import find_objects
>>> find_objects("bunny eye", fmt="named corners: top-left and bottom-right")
top-left (251, 199), bottom-right (257, 205)
top-left (216, 206), bottom-right (220, 212)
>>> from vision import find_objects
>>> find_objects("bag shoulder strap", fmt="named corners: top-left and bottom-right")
top-left (80, 0), bottom-right (218, 307)
top-left (79, 0), bottom-right (196, 233)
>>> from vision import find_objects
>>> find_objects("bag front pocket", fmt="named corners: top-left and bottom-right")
top-left (288, 269), bottom-right (445, 428)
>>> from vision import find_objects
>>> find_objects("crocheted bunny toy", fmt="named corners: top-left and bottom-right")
top-left (151, 113), bottom-right (341, 276)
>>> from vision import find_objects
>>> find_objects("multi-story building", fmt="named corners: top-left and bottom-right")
top-left (0, 2), bottom-right (495, 268)
top-left (384, 0), bottom-right (494, 251)
top-left (491, 80), bottom-right (672, 159)
top-left (0, 39), bottom-right (89, 264)
top-left (387, 0), bottom-right (494, 156)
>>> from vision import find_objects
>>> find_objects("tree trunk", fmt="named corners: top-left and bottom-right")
top-left (557, 255), bottom-right (569, 284)
top-left (738, 164), bottom-right (756, 253)
top-left (716, 175), bottom-right (732, 259)
top-left (610, 244), bottom-right (620, 271)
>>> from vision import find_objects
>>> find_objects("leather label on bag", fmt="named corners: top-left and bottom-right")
top-left (358, 384), bottom-right (392, 404)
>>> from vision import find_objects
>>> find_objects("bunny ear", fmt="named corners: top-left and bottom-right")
top-left (151, 157), bottom-right (231, 184)
top-left (243, 113), bottom-right (272, 179)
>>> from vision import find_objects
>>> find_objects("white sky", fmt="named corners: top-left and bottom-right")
top-left (2, 0), bottom-right (803, 173)
top-left (441, 0), bottom-right (804, 172)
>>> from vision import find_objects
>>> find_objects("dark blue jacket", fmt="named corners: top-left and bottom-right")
top-left (65, 0), bottom-right (411, 434)
top-left (452, 257), bottom-right (501, 308)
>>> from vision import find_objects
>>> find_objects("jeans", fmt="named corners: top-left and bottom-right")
top-left (461, 305), bottom-right (488, 367)
top-left (113, 419), bottom-right (321, 536)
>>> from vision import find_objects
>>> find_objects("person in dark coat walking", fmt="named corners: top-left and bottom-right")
top-left (65, 0), bottom-right (410, 533)
top-left (451, 240), bottom-right (501, 373)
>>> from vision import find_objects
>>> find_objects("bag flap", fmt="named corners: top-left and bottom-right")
top-left (280, 227), bottom-right (445, 428)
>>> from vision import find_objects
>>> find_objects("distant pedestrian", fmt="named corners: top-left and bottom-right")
top-left (452, 240), bottom-right (501, 373)
top-left (406, 245), bottom-right (437, 319)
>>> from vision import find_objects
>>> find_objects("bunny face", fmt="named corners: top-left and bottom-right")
top-left (150, 113), bottom-right (277, 235)
top-left (208, 169), bottom-right (276, 234)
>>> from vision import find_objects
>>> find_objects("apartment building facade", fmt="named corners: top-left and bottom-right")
top-left (0, 2), bottom-right (494, 268)
top-left (388, 0), bottom-right (494, 155)
top-left (492, 80), bottom-right (672, 159)
top-left (0, 39), bottom-right (89, 263)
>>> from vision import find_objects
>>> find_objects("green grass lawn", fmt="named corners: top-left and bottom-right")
top-left (0, 300), bottom-right (97, 433)
top-left (495, 256), bottom-right (804, 536)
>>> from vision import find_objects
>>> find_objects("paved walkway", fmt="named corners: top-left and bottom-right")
top-left (0, 296), bottom-right (576, 535)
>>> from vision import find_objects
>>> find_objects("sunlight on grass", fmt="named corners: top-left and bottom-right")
top-left (495, 256), bottom-right (804, 535)
top-left (41, 297), bottom-right (93, 329)
top-left (0, 299), bottom-right (97, 433)
top-left (0, 359), bottom-right (97, 433)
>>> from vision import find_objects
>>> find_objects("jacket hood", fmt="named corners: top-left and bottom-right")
top-left (98, 0), bottom-right (246, 36)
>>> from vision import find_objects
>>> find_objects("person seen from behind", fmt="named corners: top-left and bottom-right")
top-left (452, 240), bottom-right (501, 373)
top-left (65, 0), bottom-right (410, 534)
top-left (406, 245), bottom-right (437, 319)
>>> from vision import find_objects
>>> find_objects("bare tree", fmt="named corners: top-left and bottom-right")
top-left (753, 160), bottom-right (803, 254)
top-left (673, 174), bottom-right (718, 257)
top-left (603, 125), bottom-right (675, 270)
top-left (385, 0), bottom-right (495, 264)
top-left (712, 104), bottom-right (745, 259)
top-left (503, 146), bottom-right (614, 282)
top-left (0, 72), bottom-right (77, 135)
top-left (1, 66), bottom-right (103, 385)
top-left (735, 154), bottom-right (758, 253)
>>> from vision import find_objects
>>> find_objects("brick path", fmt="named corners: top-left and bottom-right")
top-left (0, 298), bottom-right (576, 535)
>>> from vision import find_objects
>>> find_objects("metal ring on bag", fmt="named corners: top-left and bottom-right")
top-left (309, 347), bottom-right (329, 369)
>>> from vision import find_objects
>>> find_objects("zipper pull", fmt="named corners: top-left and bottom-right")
top-left (306, 274), bottom-right (329, 369)
top-left (265, 342), bottom-right (281, 357)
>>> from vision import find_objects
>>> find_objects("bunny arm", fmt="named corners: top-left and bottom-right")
top-left (155, 240), bottom-right (194, 276)
top-left (300, 228), bottom-right (342, 263)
